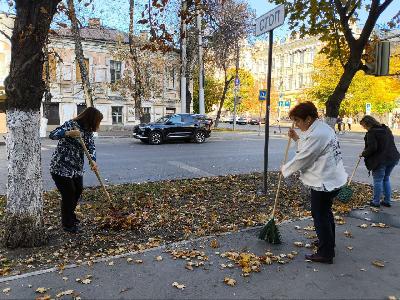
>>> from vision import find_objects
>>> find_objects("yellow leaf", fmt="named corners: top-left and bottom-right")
top-left (210, 239), bottom-right (219, 248)
top-left (81, 278), bottom-right (91, 284)
top-left (224, 277), bottom-right (236, 286)
top-left (155, 256), bottom-right (163, 261)
top-left (135, 259), bottom-right (143, 264)
top-left (35, 287), bottom-right (47, 294)
top-left (358, 224), bottom-right (368, 228)
top-left (372, 260), bottom-right (385, 268)
top-left (56, 290), bottom-right (74, 298)
top-left (293, 241), bottom-right (304, 247)
top-left (172, 282), bottom-right (186, 290)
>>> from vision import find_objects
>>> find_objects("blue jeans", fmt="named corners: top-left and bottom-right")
top-left (372, 160), bottom-right (399, 205)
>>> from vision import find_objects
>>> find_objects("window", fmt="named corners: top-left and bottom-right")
top-left (299, 74), bottom-right (304, 88)
top-left (290, 54), bottom-right (294, 66)
top-left (168, 68), bottom-right (176, 89)
top-left (166, 107), bottom-right (176, 115)
top-left (143, 107), bottom-right (151, 114)
top-left (110, 60), bottom-right (121, 83)
top-left (112, 106), bottom-right (123, 124)
top-left (168, 115), bottom-right (182, 124)
top-left (287, 75), bottom-right (293, 91)
top-left (300, 51), bottom-right (305, 64)
top-left (280, 56), bottom-right (284, 69)
top-left (182, 114), bottom-right (194, 123)
top-left (76, 58), bottom-right (90, 82)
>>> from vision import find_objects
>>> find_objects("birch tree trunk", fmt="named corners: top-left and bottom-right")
top-left (67, 0), bottom-right (94, 107)
top-left (4, 0), bottom-right (61, 248)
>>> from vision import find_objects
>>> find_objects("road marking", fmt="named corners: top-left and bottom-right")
top-left (168, 161), bottom-right (215, 177)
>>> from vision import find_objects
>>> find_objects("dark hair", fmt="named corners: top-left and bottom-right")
top-left (74, 107), bottom-right (103, 132)
top-left (360, 115), bottom-right (381, 128)
top-left (289, 101), bottom-right (318, 121)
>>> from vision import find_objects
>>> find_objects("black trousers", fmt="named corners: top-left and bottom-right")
top-left (51, 173), bottom-right (83, 228)
top-left (311, 189), bottom-right (339, 259)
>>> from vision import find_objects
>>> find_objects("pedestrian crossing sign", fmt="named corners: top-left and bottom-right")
top-left (259, 90), bottom-right (267, 101)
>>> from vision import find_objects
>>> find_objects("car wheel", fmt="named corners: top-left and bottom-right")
top-left (149, 131), bottom-right (163, 145)
top-left (194, 130), bottom-right (206, 143)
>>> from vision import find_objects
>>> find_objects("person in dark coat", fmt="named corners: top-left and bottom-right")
top-left (360, 115), bottom-right (400, 208)
top-left (49, 107), bottom-right (103, 233)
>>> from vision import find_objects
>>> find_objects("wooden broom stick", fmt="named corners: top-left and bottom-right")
top-left (271, 123), bottom-right (295, 217)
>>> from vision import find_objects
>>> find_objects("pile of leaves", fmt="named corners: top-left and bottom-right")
top-left (0, 172), bottom-right (381, 277)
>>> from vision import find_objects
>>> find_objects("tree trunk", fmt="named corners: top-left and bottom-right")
top-left (325, 56), bottom-right (360, 128)
top-left (4, 0), bottom-right (61, 248)
top-left (67, 0), bottom-right (94, 107)
top-left (214, 74), bottom-right (234, 128)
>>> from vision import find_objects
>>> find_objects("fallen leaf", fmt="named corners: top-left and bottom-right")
top-left (293, 241), bottom-right (304, 247)
top-left (81, 278), bottom-right (91, 284)
top-left (155, 256), bottom-right (163, 261)
top-left (36, 287), bottom-right (47, 294)
top-left (344, 231), bottom-right (353, 238)
top-left (108, 261), bottom-right (114, 266)
top-left (387, 296), bottom-right (397, 300)
top-left (56, 290), bottom-right (74, 298)
top-left (2, 288), bottom-right (10, 294)
top-left (135, 259), bottom-right (143, 264)
top-left (372, 260), bottom-right (385, 268)
top-left (358, 224), bottom-right (368, 228)
top-left (62, 277), bottom-right (68, 281)
top-left (224, 277), bottom-right (236, 286)
top-left (172, 282), bottom-right (186, 290)
top-left (371, 223), bottom-right (389, 228)
top-left (347, 246), bottom-right (353, 251)
top-left (210, 239), bottom-right (219, 248)
top-left (360, 268), bottom-right (366, 272)
top-left (185, 264), bottom-right (194, 271)
top-left (35, 295), bottom-right (51, 300)
top-left (126, 258), bottom-right (133, 263)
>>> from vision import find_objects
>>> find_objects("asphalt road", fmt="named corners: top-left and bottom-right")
top-left (0, 130), bottom-right (399, 194)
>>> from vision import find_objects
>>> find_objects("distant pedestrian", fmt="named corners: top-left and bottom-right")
top-left (343, 115), bottom-right (348, 132)
top-left (336, 116), bottom-right (343, 134)
top-left (49, 107), bottom-right (103, 233)
top-left (282, 101), bottom-right (348, 264)
top-left (347, 116), bottom-right (353, 131)
top-left (360, 115), bottom-right (400, 208)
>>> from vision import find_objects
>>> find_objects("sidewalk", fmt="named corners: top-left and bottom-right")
top-left (1, 202), bottom-right (399, 299)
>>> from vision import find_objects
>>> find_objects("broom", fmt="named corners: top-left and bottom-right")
top-left (336, 155), bottom-right (362, 203)
top-left (76, 135), bottom-right (113, 207)
top-left (259, 123), bottom-right (294, 244)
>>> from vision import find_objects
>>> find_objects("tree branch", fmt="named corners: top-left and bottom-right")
top-left (333, 0), bottom-right (356, 46)
top-left (378, 0), bottom-right (395, 15)
top-left (0, 29), bottom-right (11, 41)
top-left (346, 0), bottom-right (361, 19)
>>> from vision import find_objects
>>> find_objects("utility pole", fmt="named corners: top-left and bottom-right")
top-left (180, 0), bottom-right (187, 113)
top-left (197, 5), bottom-right (205, 115)
top-left (232, 41), bottom-right (240, 131)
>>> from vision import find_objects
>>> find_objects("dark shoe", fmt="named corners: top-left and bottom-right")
top-left (381, 202), bottom-right (391, 207)
top-left (369, 201), bottom-right (380, 208)
top-left (305, 253), bottom-right (333, 264)
top-left (63, 225), bottom-right (83, 234)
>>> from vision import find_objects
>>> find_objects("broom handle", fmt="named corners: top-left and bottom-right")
top-left (77, 135), bottom-right (112, 204)
top-left (271, 123), bottom-right (295, 217)
top-left (348, 155), bottom-right (362, 185)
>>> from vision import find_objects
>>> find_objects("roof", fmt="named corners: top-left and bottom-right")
top-left (54, 26), bottom-right (129, 43)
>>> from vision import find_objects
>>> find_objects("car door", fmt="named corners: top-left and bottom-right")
top-left (164, 114), bottom-right (183, 139)
top-left (181, 115), bottom-right (197, 138)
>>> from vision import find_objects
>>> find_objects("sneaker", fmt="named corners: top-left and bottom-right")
top-left (369, 201), bottom-right (380, 208)
top-left (381, 202), bottom-right (391, 207)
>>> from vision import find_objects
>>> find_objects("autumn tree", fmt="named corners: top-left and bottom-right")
top-left (273, 0), bottom-right (398, 127)
top-left (193, 71), bottom-right (223, 114)
top-left (205, 0), bottom-right (253, 127)
top-left (4, 0), bottom-right (62, 248)
top-left (308, 53), bottom-right (400, 116)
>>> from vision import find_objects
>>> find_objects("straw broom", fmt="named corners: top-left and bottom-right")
top-left (259, 123), bottom-right (294, 243)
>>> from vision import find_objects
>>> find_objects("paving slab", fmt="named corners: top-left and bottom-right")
top-left (1, 203), bottom-right (399, 299)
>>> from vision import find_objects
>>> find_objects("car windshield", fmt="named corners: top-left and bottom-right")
top-left (155, 116), bottom-right (169, 123)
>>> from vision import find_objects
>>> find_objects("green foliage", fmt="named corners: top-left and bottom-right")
top-left (308, 54), bottom-right (400, 115)
top-left (223, 68), bottom-right (258, 113)
top-left (193, 72), bottom-right (225, 114)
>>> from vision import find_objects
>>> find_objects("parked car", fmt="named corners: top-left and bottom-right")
top-left (249, 118), bottom-right (260, 125)
top-left (133, 114), bottom-right (212, 145)
top-left (228, 116), bottom-right (239, 124)
top-left (236, 117), bottom-right (248, 125)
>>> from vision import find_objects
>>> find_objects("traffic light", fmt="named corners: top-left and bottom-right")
top-left (365, 41), bottom-right (390, 76)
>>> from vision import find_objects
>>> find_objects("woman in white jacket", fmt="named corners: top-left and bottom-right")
top-left (281, 102), bottom-right (348, 264)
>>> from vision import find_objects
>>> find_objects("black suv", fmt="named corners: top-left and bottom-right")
top-left (133, 114), bottom-right (213, 145)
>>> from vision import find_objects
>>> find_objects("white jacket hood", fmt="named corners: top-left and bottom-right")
top-left (282, 120), bottom-right (348, 191)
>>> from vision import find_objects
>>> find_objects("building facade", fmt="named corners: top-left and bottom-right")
top-left (0, 14), bottom-right (184, 132)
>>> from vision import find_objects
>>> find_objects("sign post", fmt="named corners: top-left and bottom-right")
top-left (255, 5), bottom-right (285, 195)
top-left (366, 103), bottom-right (372, 115)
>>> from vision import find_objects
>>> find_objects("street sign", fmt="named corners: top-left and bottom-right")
top-left (285, 100), bottom-right (291, 107)
top-left (259, 90), bottom-right (267, 101)
top-left (235, 77), bottom-right (240, 86)
top-left (366, 103), bottom-right (372, 115)
top-left (255, 5), bottom-right (285, 36)
top-left (278, 100), bottom-right (284, 107)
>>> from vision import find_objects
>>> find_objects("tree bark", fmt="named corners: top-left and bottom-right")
top-left (67, 0), bottom-right (94, 107)
top-left (4, 0), bottom-right (61, 248)
top-left (214, 72), bottom-right (234, 128)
